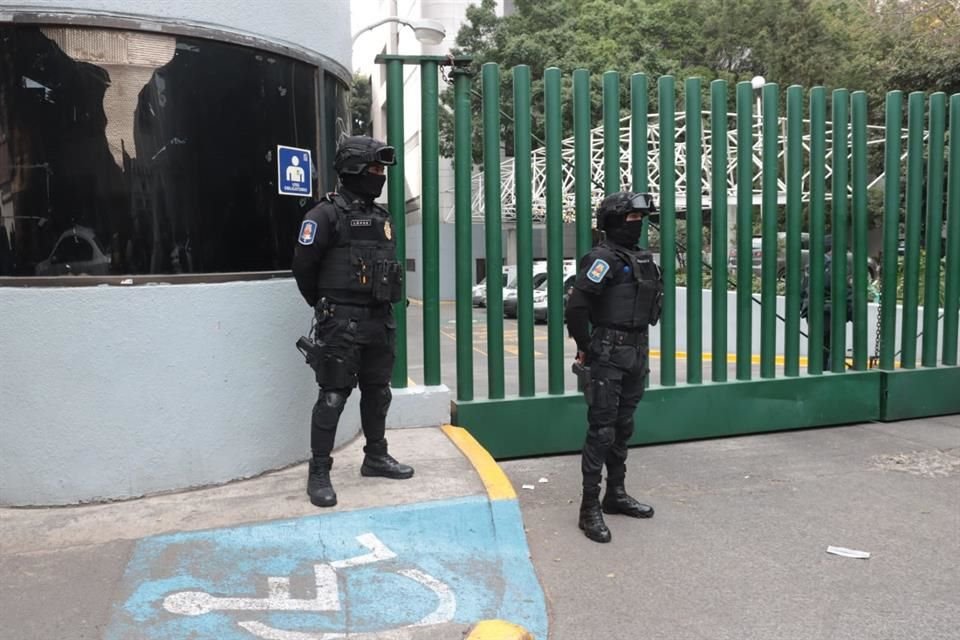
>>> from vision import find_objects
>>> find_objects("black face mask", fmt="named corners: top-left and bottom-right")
top-left (341, 172), bottom-right (386, 199)
top-left (606, 220), bottom-right (644, 247)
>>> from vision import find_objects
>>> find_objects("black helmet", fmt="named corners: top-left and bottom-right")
top-left (334, 136), bottom-right (396, 175)
top-left (595, 191), bottom-right (657, 230)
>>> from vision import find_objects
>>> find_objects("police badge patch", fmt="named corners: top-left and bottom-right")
top-left (298, 220), bottom-right (317, 245)
top-left (586, 258), bottom-right (610, 283)
top-left (384, 220), bottom-right (392, 240)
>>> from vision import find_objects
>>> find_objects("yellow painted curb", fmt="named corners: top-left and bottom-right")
top-left (466, 619), bottom-right (534, 639)
top-left (441, 425), bottom-right (516, 501)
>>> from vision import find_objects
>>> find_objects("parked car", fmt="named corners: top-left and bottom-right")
top-left (34, 225), bottom-right (111, 276)
top-left (533, 271), bottom-right (577, 323)
top-left (473, 265), bottom-right (515, 307)
top-left (503, 264), bottom-right (549, 318)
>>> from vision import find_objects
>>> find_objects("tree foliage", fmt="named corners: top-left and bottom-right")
top-left (350, 73), bottom-right (373, 137)
top-left (438, 0), bottom-right (960, 160)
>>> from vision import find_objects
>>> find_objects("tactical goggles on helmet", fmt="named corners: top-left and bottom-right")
top-left (625, 192), bottom-right (656, 213)
top-left (338, 146), bottom-right (397, 174)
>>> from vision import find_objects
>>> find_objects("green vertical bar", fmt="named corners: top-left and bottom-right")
top-left (735, 82), bottom-right (754, 381)
top-left (632, 74), bottom-right (651, 247)
top-left (808, 87), bottom-right (827, 374)
top-left (514, 65), bottom-right (535, 396)
top-left (785, 85), bottom-right (803, 376)
top-left (760, 83), bottom-right (778, 378)
top-left (482, 62), bottom-right (505, 397)
top-left (574, 69), bottom-right (593, 259)
top-left (604, 71), bottom-right (621, 195)
top-left (831, 89), bottom-right (850, 373)
top-left (659, 75), bottom-right (677, 386)
top-left (545, 67), bottom-right (564, 394)
top-left (685, 78), bottom-right (703, 384)
top-left (453, 65), bottom-right (474, 401)
top-left (710, 79), bottom-right (728, 382)
top-left (944, 94), bottom-right (960, 366)
top-left (922, 93), bottom-right (946, 367)
top-left (386, 60), bottom-right (407, 388)
top-left (901, 92), bottom-right (925, 370)
top-left (880, 91), bottom-right (903, 370)
top-left (421, 61), bottom-right (441, 386)
top-left (851, 91), bottom-right (869, 370)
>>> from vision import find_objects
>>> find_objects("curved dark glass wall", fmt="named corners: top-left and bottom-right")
top-left (0, 24), bottom-right (348, 279)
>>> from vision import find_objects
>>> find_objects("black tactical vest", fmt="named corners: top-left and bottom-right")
top-left (315, 194), bottom-right (403, 304)
top-left (593, 244), bottom-right (664, 329)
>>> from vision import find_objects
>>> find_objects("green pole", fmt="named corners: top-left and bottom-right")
top-left (785, 85), bottom-right (803, 376)
top-left (632, 74), bottom-right (650, 247)
top-left (710, 79), bottom-right (728, 382)
top-left (851, 91), bottom-right (869, 370)
top-left (545, 67), bottom-right (565, 394)
top-left (736, 81), bottom-right (754, 381)
top-left (944, 94), bottom-right (960, 366)
top-left (482, 62), bottom-right (505, 398)
top-left (574, 69), bottom-right (593, 259)
top-left (901, 92), bottom-right (925, 370)
top-left (808, 87), bottom-right (827, 374)
top-left (659, 75), bottom-right (677, 386)
top-left (604, 71), bottom-right (621, 195)
top-left (685, 78), bottom-right (703, 384)
top-left (386, 60), bottom-right (408, 388)
top-left (831, 89), bottom-right (850, 373)
top-left (760, 82), bottom-right (778, 379)
top-left (421, 60), bottom-right (441, 386)
top-left (880, 91), bottom-right (903, 370)
top-left (453, 64), bottom-right (474, 401)
top-left (922, 93), bottom-right (947, 367)
top-left (514, 65), bottom-right (535, 396)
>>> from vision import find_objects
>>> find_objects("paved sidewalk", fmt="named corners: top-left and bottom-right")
top-left (0, 427), bottom-right (546, 640)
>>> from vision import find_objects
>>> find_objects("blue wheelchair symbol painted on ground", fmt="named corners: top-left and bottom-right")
top-left (163, 533), bottom-right (454, 639)
top-left (278, 145), bottom-right (312, 197)
top-left (105, 497), bottom-right (547, 640)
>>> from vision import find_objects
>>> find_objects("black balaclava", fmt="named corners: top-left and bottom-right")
top-left (341, 167), bottom-right (386, 199)
top-left (606, 220), bottom-right (644, 247)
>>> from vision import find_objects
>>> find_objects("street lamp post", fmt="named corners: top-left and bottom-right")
top-left (352, 17), bottom-right (446, 45)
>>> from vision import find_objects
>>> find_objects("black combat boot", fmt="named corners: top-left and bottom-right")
top-left (360, 439), bottom-right (414, 479)
top-left (307, 456), bottom-right (337, 507)
top-left (578, 488), bottom-right (611, 543)
top-left (602, 481), bottom-right (654, 518)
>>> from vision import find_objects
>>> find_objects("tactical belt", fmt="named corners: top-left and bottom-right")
top-left (317, 299), bottom-right (392, 319)
top-left (594, 326), bottom-right (647, 346)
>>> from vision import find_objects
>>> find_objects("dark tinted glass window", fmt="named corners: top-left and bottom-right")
top-left (0, 25), bottom-right (340, 278)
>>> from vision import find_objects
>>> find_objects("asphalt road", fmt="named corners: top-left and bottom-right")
top-left (500, 415), bottom-right (960, 640)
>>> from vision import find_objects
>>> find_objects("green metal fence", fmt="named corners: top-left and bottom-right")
top-left (377, 55), bottom-right (960, 458)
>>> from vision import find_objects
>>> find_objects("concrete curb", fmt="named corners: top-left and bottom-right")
top-left (441, 425), bottom-right (541, 640)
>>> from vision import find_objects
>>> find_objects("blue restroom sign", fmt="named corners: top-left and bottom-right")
top-left (277, 145), bottom-right (312, 197)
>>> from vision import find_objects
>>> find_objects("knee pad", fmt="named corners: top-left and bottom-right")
top-left (615, 416), bottom-right (635, 442)
top-left (312, 390), bottom-right (348, 431)
top-left (587, 425), bottom-right (616, 449)
top-left (360, 385), bottom-right (392, 417)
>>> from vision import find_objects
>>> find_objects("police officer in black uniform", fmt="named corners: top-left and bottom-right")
top-left (292, 135), bottom-right (413, 508)
top-left (565, 191), bottom-right (663, 543)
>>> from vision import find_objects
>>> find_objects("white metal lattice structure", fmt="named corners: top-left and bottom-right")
top-left (451, 112), bottom-right (915, 224)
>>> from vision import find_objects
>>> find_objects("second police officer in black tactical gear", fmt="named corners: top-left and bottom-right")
top-left (564, 191), bottom-right (663, 543)
top-left (292, 136), bottom-right (413, 508)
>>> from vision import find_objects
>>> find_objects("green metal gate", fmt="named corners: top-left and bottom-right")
top-left (378, 54), bottom-right (960, 458)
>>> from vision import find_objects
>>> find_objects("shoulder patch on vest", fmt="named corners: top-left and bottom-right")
top-left (586, 258), bottom-right (610, 283)
top-left (298, 219), bottom-right (317, 245)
